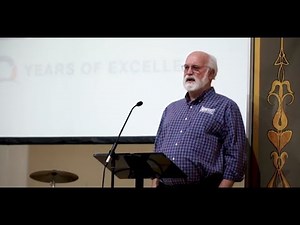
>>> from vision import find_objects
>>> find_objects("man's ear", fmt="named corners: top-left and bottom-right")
top-left (209, 69), bottom-right (216, 80)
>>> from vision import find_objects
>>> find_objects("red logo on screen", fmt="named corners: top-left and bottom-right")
top-left (0, 56), bottom-right (17, 82)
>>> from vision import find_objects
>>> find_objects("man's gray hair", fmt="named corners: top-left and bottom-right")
top-left (207, 54), bottom-right (218, 79)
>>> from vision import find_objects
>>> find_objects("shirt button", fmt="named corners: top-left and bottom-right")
top-left (180, 130), bottom-right (182, 133)
top-left (190, 106), bottom-right (192, 109)
top-left (172, 157), bottom-right (175, 160)
top-left (185, 117), bottom-right (187, 120)
top-left (175, 143), bottom-right (178, 146)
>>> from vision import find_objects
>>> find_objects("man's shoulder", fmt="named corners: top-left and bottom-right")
top-left (213, 92), bottom-right (238, 105)
top-left (167, 98), bottom-right (186, 107)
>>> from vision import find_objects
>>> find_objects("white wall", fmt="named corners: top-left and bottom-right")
top-left (0, 145), bottom-right (28, 186)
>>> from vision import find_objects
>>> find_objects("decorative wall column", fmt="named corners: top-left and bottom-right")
top-left (266, 38), bottom-right (294, 188)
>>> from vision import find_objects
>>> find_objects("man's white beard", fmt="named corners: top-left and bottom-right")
top-left (184, 82), bottom-right (198, 91)
top-left (183, 75), bottom-right (210, 92)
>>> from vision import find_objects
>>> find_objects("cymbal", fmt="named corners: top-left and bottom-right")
top-left (29, 170), bottom-right (79, 183)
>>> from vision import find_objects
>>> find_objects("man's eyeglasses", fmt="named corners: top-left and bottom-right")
top-left (181, 65), bottom-right (210, 73)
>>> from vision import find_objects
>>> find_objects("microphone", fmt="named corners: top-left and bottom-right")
top-left (105, 101), bottom-right (143, 167)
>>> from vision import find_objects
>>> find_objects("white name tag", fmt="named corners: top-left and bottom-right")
top-left (199, 106), bottom-right (215, 115)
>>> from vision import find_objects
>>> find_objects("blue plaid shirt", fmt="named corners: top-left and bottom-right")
top-left (154, 87), bottom-right (247, 185)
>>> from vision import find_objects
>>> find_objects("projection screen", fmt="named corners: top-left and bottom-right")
top-left (0, 38), bottom-right (251, 144)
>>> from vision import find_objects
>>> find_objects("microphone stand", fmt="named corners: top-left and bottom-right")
top-left (108, 142), bottom-right (117, 189)
top-left (104, 101), bottom-right (143, 188)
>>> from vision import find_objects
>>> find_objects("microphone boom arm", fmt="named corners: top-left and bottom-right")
top-left (105, 101), bottom-right (143, 167)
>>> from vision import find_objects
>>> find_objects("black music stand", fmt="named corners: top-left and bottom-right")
top-left (93, 152), bottom-right (187, 188)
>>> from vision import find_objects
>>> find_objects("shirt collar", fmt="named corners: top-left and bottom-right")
top-left (185, 87), bottom-right (215, 104)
